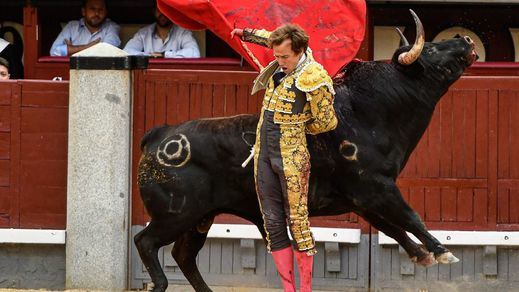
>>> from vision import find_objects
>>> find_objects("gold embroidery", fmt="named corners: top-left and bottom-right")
top-left (284, 76), bottom-right (294, 87)
top-left (242, 28), bottom-right (271, 47)
top-left (275, 100), bottom-right (293, 113)
top-left (295, 62), bottom-right (336, 96)
top-left (279, 124), bottom-right (315, 252)
top-left (277, 83), bottom-right (297, 102)
top-left (250, 44), bottom-right (335, 255)
top-left (305, 87), bottom-right (338, 135)
top-left (273, 112), bottom-right (312, 124)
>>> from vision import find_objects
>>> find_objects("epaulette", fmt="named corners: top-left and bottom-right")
top-left (295, 61), bottom-right (336, 96)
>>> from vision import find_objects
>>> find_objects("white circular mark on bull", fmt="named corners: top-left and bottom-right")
top-left (340, 140), bottom-right (358, 161)
top-left (156, 134), bottom-right (191, 167)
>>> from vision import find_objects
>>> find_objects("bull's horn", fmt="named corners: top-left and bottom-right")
top-left (398, 9), bottom-right (425, 65)
top-left (396, 28), bottom-right (409, 47)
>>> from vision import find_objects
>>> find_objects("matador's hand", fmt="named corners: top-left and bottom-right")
top-left (230, 28), bottom-right (243, 38)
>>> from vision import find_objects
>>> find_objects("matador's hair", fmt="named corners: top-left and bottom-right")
top-left (268, 24), bottom-right (309, 54)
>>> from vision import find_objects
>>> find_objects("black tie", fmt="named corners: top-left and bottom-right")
top-left (273, 71), bottom-right (286, 88)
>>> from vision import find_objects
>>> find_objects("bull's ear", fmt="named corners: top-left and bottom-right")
top-left (392, 48), bottom-right (425, 74)
top-left (391, 47), bottom-right (425, 74)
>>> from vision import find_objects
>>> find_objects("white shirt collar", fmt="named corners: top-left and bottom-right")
top-left (0, 38), bottom-right (9, 53)
top-left (275, 52), bottom-right (307, 74)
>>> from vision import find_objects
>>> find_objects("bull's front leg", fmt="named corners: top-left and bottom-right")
top-left (360, 209), bottom-right (436, 266)
top-left (386, 184), bottom-right (459, 264)
top-left (362, 179), bottom-right (459, 264)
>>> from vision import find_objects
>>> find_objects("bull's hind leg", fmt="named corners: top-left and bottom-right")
top-left (172, 220), bottom-right (213, 292)
top-left (135, 219), bottom-right (192, 292)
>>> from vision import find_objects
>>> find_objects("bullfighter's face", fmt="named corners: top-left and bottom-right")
top-left (82, 0), bottom-right (107, 29)
top-left (273, 39), bottom-right (304, 74)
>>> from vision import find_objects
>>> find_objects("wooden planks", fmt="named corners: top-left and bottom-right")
top-left (132, 70), bottom-right (259, 226)
top-left (497, 90), bottom-right (519, 224)
top-left (397, 81), bottom-right (519, 230)
top-left (0, 80), bottom-right (68, 228)
top-left (18, 81), bottom-right (68, 229)
top-left (0, 82), bottom-right (18, 228)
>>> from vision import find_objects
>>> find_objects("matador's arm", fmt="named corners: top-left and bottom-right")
top-left (296, 62), bottom-right (338, 135)
top-left (241, 28), bottom-right (271, 48)
top-left (305, 87), bottom-right (338, 135)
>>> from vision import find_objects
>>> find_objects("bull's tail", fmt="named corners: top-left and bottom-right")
top-left (140, 125), bottom-right (170, 152)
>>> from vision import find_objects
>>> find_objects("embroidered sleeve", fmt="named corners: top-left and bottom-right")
top-left (305, 86), bottom-right (338, 135)
top-left (241, 28), bottom-right (271, 47)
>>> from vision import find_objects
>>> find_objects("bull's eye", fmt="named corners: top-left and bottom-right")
top-left (445, 68), bottom-right (452, 74)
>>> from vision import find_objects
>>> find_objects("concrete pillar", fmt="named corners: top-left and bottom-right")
top-left (66, 43), bottom-right (147, 289)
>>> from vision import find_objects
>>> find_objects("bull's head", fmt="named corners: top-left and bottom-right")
top-left (392, 10), bottom-right (478, 83)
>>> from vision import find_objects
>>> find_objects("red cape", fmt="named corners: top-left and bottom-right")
top-left (157, 0), bottom-right (366, 77)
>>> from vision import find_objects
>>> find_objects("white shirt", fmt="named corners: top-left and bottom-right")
top-left (50, 18), bottom-right (121, 56)
top-left (0, 38), bottom-right (9, 53)
top-left (123, 23), bottom-right (200, 58)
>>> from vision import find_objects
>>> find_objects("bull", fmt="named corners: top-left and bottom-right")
top-left (135, 11), bottom-right (478, 292)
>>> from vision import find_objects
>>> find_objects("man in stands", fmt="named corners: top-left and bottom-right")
top-left (50, 0), bottom-right (120, 56)
top-left (0, 57), bottom-right (10, 80)
top-left (123, 5), bottom-right (200, 58)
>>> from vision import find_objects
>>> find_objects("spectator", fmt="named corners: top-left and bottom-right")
top-left (50, 0), bottom-right (120, 56)
top-left (123, 6), bottom-right (200, 58)
top-left (0, 28), bottom-right (24, 79)
top-left (0, 57), bottom-right (10, 80)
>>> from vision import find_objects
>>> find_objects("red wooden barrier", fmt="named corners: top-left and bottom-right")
top-left (131, 70), bottom-right (519, 234)
top-left (1, 72), bottom-right (518, 233)
top-left (399, 77), bottom-right (519, 231)
top-left (0, 80), bottom-right (68, 229)
top-left (131, 69), bottom-right (365, 230)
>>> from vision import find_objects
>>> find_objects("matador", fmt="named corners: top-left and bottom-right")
top-left (233, 24), bottom-right (337, 292)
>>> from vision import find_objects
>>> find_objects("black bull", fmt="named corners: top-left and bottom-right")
top-left (135, 13), bottom-right (478, 292)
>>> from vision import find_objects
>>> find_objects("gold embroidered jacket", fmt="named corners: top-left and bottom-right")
top-left (242, 28), bottom-right (338, 135)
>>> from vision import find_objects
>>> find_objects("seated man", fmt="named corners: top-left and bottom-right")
top-left (0, 57), bottom-right (10, 80)
top-left (50, 0), bottom-right (120, 56)
top-left (123, 6), bottom-right (200, 58)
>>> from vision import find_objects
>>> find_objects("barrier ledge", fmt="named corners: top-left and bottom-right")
top-left (0, 229), bottom-right (66, 244)
top-left (207, 224), bottom-right (361, 243)
top-left (379, 230), bottom-right (519, 246)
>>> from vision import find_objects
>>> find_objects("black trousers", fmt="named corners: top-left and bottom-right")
top-left (254, 110), bottom-right (315, 254)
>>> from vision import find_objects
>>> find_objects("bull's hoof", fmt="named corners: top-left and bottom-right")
top-left (416, 252), bottom-right (437, 267)
top-left (146, 281), bottom-right (167, 292)
top-left (436, 251), bottom-right (460, 264)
